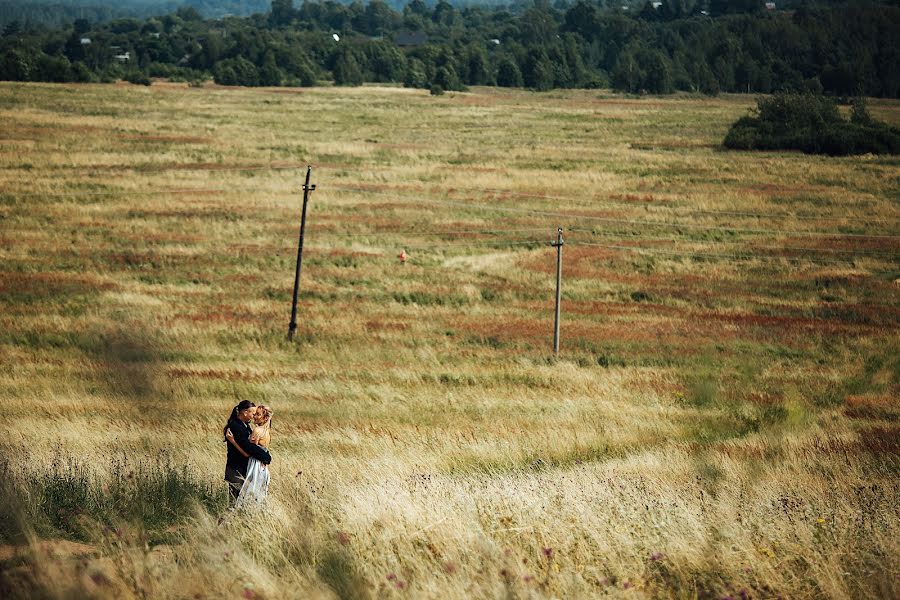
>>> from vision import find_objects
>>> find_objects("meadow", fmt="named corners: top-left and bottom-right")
top-left (0, 81), bottom-right (897, 599)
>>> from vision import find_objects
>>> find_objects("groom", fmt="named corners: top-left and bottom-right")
top-left (224, 400), bottom-right (272, 503)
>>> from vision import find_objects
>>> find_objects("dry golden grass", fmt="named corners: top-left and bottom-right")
top-left (0, 81), bottom-right (898, 599)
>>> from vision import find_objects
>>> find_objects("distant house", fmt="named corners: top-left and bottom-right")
top-left (489, 38), bottom-right (500, 45)
top-left (395, 32), bottom-right (428, 47)
top-left (114, 51), bottom-right (131, 63)
top-left (80, 37), bottom-right (91, 45)
top-left (765, 1), bottom-right (776, 9)
top-left (651, 1), bottom-right (662, 8)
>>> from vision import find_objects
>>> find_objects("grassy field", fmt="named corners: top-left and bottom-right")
top-left (0, 81), bottom-right (898, 599)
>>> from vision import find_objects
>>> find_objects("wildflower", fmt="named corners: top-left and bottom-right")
top-left (242, 590), bottom-right (254, 599)
top-left (739, 589), bottom-right (750, 600)
top-left (542, 547), bottom-right (553, 559)
top-left (623, 580), bottom-right (632, 589)
top-left (816, 517), bottom-right (825, 524)
top-left (500, 568), bottom-right (509, 578)
top-left (386, 573), bottom-right (397, 581)
top-left (443, 561), bottom-right (456, 574)
top-left (523, 574), bottom-right (534, 583)
top-left (336, 531), bottom-right (350, 546)
top-left (650, 552), bottom-right (664, 561)
top-left (395, 580), bottom-right (406, 590)
top-left (89, 572), bottom-right (108, 586)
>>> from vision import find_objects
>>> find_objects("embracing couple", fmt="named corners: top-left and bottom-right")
top-left (223, 400), bottom-right (274, 509)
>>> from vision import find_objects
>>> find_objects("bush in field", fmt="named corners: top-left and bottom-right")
top-left (724, 93), bottom-right (900, 155)
top-left (124, 69), bottom-right (151, 86)
top-left (213, 56), bottom-right (260, 87)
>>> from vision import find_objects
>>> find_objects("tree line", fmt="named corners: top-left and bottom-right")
top-left (1, 0), bottom-right (898, 97)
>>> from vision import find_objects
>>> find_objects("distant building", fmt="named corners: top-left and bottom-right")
top-left (765, 2), bottom-right (776, 9)
top-left (489, 38), bottom-right (500, 45)
top-left (395, 32), bottom-right (428, 47)
top-left (80, 37), bottom-right (91, 45)
top-left (114, 51), bottom-right (131, 63)
top-left (651, 1), bottom-right (662, 8)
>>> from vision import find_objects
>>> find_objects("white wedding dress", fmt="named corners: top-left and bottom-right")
top-left (234, 456), bottom-right (269, 509)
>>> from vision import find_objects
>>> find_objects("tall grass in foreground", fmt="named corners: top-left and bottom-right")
top-left (1, 426), bottom-right (896, 599)
top-left (0, 451), bottom-right (226, 544)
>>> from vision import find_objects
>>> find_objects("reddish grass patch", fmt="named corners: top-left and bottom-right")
top-left (520, 246), bottom-right (619, 277)
top-left (856, 426), bottom-right (900, 456)
top-left (845, 394), bottom-right (898, 420)
top-left (0, 271), bottom-right (118, 297)
top-left (608, 193), bottom-right (665, 203)
top-left (365, 319), bottom-right (410, 332)
top-left (176, 304), bottom-right (265, 324)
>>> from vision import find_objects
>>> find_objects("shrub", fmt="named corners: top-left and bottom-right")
top-left (124, 70), bottom-right (151, 86)
top-left (724, 93), bottom-right (900, 155)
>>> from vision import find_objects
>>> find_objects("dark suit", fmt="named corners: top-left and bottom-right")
top-left (224, 417), bottom-right (272, 501)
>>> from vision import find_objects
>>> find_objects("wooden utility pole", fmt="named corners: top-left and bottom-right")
top-left (551, 227), bottom-right (564, 355)
top-left (287, 166), bottom-right (316, 341)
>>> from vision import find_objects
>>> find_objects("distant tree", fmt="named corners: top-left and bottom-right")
top-left (73, 18), bottom-right (91, 36)
top-left (259, 51), bottom-right (282, 85)
top-left (641, 49), bottom-right (672, 94)
top-left (524, 47), bottom-right (554, 91)
top-left (333, 48), bottom-right (363, 85)
top-left (364, 0), bottom-right (398, 37)
top-left (366, 42), bottom-right (405, 82)
top-left (432, 0), bottom-right (457, 28)
top-left (1, 47), bottom-right (34, 80)
top-left (611, 48), bottom-right (643, 93)
top-left (404, 57), bottom-right (427, 88)
top-left (214, 56), bottom-right (260, 86)
top-left (464, 44), bottom-right (492, 86)
top-left (270, 0), bottom-right (295, 28)
top-left (495, 55), bottom-right (523, 88)
top-left (433, 64), bottom-right (461, 91)
top-left (405, 0), bottom-right (429, 18)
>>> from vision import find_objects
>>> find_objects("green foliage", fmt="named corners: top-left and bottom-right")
top-left (333, 49), bottom-right (363, 86)
top-left (724, 93), bottom-right (900, 155)
top-left (0, 452), bottom-right (226, 543)
top-left (124, 69), bottom-right (151, 85)
top-left (2, 0), bottom-right (899, 96)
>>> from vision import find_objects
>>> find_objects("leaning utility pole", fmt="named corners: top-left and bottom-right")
top-left (551, 227), bottom-right (564, 355)
top-left (287, 166), bottom-right (316, 341)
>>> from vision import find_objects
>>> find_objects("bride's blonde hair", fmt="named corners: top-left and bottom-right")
top-left (256, 405), bottom-right (273, 432)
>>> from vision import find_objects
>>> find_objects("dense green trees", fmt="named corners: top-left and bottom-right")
top-left (724, 93), bottom-right (900, 155)
top-left (1, 0), bottom-right (899, 98)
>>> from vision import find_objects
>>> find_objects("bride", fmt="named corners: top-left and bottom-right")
top-left (226, 404), bottom-right (273, 509)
